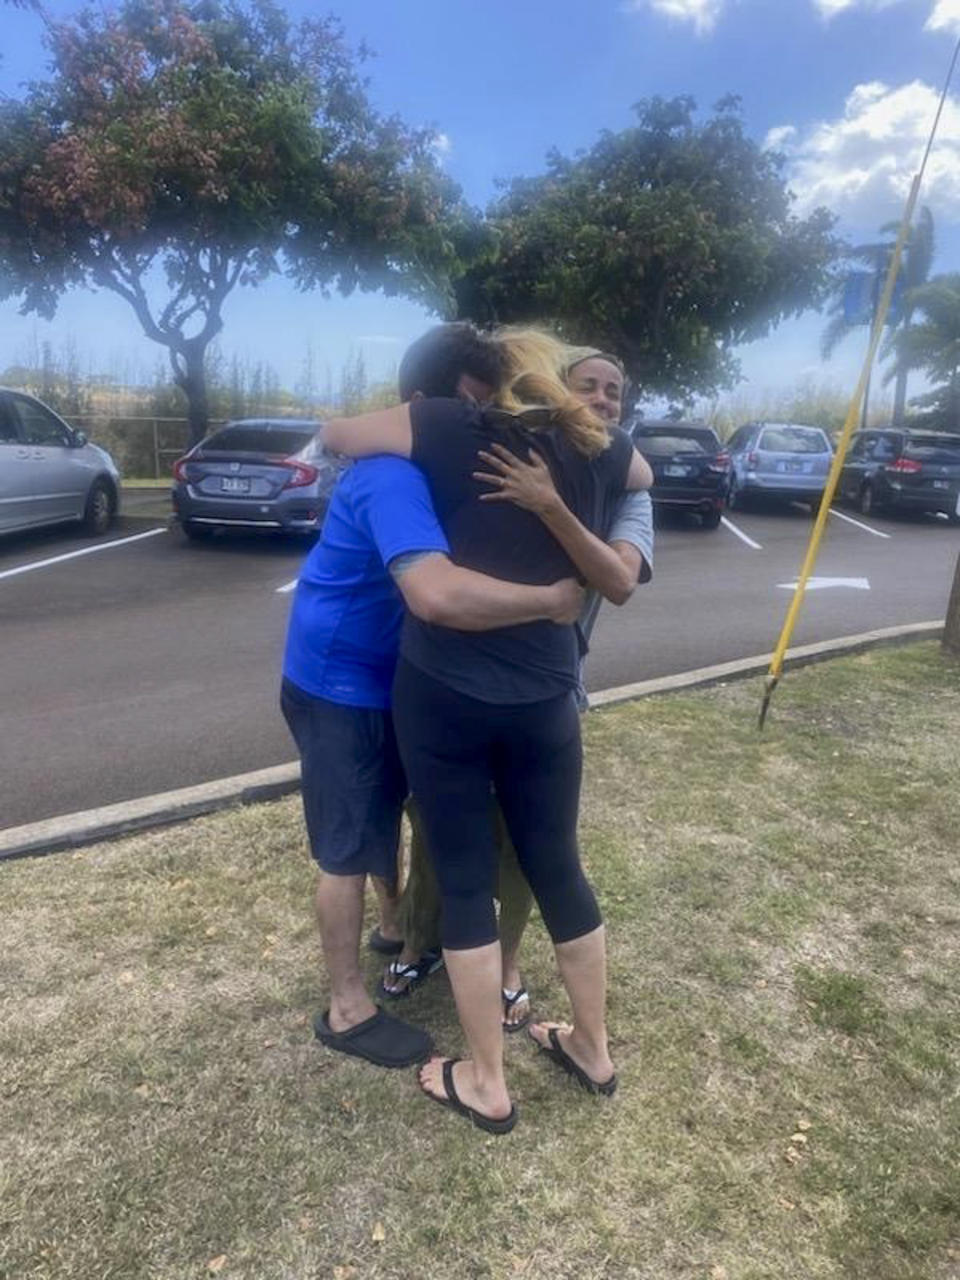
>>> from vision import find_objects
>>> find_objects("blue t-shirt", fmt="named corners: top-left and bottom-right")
top-left (283, 456), bottom-right (449, 709)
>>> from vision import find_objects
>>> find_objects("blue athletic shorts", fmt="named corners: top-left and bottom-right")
top-left (280, 677), bottom-right (406, 879)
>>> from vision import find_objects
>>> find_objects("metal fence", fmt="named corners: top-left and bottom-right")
top-left (69, 416), bottom-right (226, 480)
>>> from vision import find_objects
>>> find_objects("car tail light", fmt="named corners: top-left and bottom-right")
top-left (886, 456), bottom-right (922, 474)
top-left (708, 451), bottom-right (731, 473)
top-left (172, 457), bottom-right (190, 482)
top-left (746, 450), bottom-right (758, 468)
top-left (280, 460), bottom-right (319, 490)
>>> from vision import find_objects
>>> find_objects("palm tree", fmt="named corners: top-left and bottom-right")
top-left (821, 207), bottom-right (935, 426)
top-left (894, 273), bottom-right (960, 433)
top-left (883, 207), bottom-right (935, 424)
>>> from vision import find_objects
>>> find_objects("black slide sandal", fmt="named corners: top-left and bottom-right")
top-left (421, 1058), bottom-right (518, 1134)
top-left (537, 1026), bottom-right (618, 1096)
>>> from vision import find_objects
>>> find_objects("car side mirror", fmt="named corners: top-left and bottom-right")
top-left (72, 431), bottom-right (88, 447)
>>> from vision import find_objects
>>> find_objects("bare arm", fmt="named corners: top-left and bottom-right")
top-left (627, 447), bottom-right (654, 490)
top-left (321, 404), bottom-right (413, 459)
top-left (389, 552), bottom-right (584, 630)
top-left (474, 444), bottom-right (641, 605)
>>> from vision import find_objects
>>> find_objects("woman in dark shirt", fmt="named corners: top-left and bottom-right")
top-left (324, 330), bottom-right (647, 1132)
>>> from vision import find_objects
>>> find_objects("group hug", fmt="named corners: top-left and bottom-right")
top-left (280, 322), bottom-right (654, 1134)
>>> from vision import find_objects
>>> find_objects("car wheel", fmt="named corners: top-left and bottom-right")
top-left (858, 483), bottom-right (876, 517)
top-left (701, 506), bottom-right (722, 530)
top-left (182, 520), bottom-right (213, 541)
top-left (83, 479), bottom-right (114, 535)
top-left (948, 511), bottom-right (960, 527)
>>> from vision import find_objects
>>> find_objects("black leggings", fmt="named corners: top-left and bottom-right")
top-left (391, 659), bottom-right (602, 952)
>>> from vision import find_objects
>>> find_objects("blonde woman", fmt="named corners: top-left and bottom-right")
top-left (323, 329), bottom-right (649, 1132)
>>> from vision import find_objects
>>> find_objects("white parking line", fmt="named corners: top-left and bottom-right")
top-left (276, 578), bottom-right (299, 594)
top-left (0, 527), bottom-right (166, 582)
top-left (720, 516), bottom-right (763, 550)
top-left (829, 509), bottom-right (892, 539)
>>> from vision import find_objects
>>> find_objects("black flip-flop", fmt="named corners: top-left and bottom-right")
top-left (420, 1058), bottom-right (518, 1135)
top-left (501, 986), bottom-right (531, 1033)
top-left (534, 1026), bottom-right (618, 1096)
top-left (378, 949), bottom-right (444, 1000)
top-left (313, 1007), bottom-right (432, 1069)
top-left (367, 928), bottom-right (403, 957)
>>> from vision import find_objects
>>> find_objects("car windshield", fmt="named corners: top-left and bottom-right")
top-left (904, 434), bottom-right (960, 463)
top-left (758, 427), bottom-right (829, 454)
top-left (636, 431), bottom-right (714, 456)
top-left (201, 425), bottom-right (316, 455)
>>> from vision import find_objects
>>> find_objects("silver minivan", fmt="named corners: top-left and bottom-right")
top-left (0, 388), bottom-right (121, 537)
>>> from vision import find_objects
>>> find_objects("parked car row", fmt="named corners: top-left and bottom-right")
top-left (4, 391), bottom-right (960, 544)
top-left (629, 417), bottom-right (960, 530)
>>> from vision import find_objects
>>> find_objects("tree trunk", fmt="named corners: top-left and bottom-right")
top-left (892, 364), bottom-right (908, 426)
top-left (892, 307), bottom-right (914, 426)
top-left (943, 553), bottom-right (960, 660)
top-left (171, 340), bottom-right (211, 446)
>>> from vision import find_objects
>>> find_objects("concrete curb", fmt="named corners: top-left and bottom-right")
top-left (0, 762), bottom-right (301, 862)
top-left (588, 619), bottom-right (944, 707)
top-left (0, 619), bottom-right (943, 863)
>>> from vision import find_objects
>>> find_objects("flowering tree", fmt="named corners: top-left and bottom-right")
top-left (455, 97), bottom-right (840, 405)
top-left (0, 0), bottom-right (468, 440)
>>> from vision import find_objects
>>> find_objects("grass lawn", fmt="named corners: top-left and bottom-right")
top-left (2, 642), bottom-right (959, 1280)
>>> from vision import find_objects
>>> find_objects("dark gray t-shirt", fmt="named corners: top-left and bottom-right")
top-left (400, 397), bottom-right (633, 704)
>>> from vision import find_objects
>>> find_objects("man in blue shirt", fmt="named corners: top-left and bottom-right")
top-left (282, 325), bottom-right (584, 1070)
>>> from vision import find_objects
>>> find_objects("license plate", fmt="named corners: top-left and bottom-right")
top-left (221, 477), bottom-right (250, 494)
top-left (932, 479), bottom-right (948, 490)
top-left (780, 460), bottom-right (804, 473)
top-left (664, 465), bottom-right (689, 477)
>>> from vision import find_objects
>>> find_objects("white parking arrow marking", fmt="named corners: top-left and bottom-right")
top-left (777, 577), bottom-right (871, 591)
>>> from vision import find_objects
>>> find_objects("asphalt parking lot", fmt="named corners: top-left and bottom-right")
top-left (1, 489), bottom-right (957, 830)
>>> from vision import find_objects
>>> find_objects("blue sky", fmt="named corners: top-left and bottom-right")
top-left (2, 0), bottom-right (960, 408)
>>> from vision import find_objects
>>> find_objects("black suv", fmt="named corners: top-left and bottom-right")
top-left (837, 427), bottom-right (960, 523)
top-left (629, 420), bottom-right (730, 529)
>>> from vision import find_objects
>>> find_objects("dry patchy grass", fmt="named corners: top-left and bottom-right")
top-left (1, 642), bottom-right (959, 1280)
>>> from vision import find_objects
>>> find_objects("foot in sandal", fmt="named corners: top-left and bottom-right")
top-left (528, 1021), bottom-right (617, 1095)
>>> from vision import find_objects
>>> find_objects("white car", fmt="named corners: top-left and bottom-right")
top-left (0, 388), bottom-right (121, 536)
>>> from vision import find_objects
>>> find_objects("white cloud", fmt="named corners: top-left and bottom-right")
top-left (812, 0), bottom-right (960, 28)
top-left (767, 79), bottom-right (960, 226)
top-left (811, 0), bottom-right (900, 16)
top-left (623, 0), bottom-right (726, 35)
top-left (766, 125), bottom-right (798, 150)
top-left (927, 0), bottom-right (960, 32)
top-left (632, 0), bottom-right (960, 31)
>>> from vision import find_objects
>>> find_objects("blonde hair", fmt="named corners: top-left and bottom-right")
top-left (489, 326), bottom-right (609, 458)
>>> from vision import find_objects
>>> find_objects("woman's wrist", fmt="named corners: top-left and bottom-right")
top-left (535, 489), bottom-right (567, 521)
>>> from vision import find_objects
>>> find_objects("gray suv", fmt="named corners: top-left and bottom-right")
top-left (0, 388), bottom-right (121, 537)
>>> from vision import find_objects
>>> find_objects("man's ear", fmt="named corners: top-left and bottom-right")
top-left (456, 373), bottom-right (493, 403)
